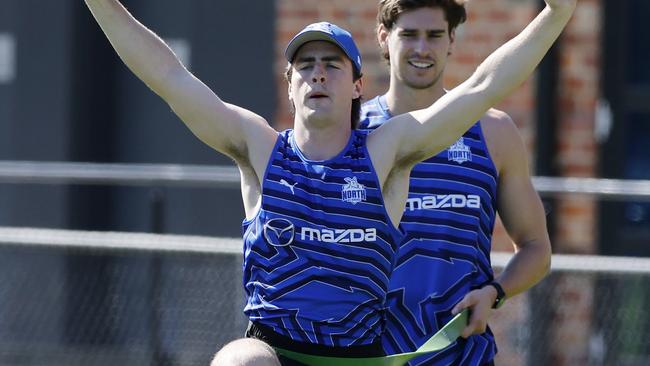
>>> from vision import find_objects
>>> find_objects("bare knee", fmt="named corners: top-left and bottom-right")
top-left (211, 338), bottom-right (281, 366)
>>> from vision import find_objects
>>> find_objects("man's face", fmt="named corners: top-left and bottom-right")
top-left (379, 7), bottom-right (455, 90)
top-left (288, 41), bottom-right (361, 125)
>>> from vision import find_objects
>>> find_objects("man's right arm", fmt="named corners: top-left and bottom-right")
top-left (84, 0), bottom-right (277, 166)
top-left (369, 0), bottom-right (576, 176)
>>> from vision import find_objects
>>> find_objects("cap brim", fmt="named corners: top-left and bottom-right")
top-left (284, 31), bottom-right (349, 64)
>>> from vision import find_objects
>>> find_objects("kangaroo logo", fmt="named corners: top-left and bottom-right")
top-left (341, 176), bottom-right (367, 205)
top-left (279, 179), bottom-right (298, 194)
top-left (448, 137), bottom-right (472, 164)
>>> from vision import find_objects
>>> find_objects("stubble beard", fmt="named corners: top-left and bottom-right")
top-left (402, 66), bottom-right (444, 90)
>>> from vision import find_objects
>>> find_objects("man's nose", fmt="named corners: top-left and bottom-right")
top-left (414, 37), bottom-right (429, 55)
top-left (311, 64), bottom-right (326, 83)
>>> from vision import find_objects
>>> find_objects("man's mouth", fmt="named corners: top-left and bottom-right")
top-left (308, 92), bottom-right (329, 99)
top-left (408, 60), bottom-right (434, 69)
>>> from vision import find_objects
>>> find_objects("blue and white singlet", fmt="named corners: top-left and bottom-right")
top-left (360, 95), bottom-right (499, 365)
top-left (242, 129), bottom-right (403, 347)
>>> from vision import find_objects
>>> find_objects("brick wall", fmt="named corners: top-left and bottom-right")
top-left (554, 0), bottom-right (600, 254)
top-left (274, 1), bottom-right (601, 364)
top-left (548, 1), bottom-right (601, 364)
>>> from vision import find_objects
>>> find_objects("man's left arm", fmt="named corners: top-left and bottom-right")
top-left (452, 111), bottom-right (551, 338)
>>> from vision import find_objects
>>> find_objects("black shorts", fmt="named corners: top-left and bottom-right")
top-left (245, 321), bottom-right (384, 366)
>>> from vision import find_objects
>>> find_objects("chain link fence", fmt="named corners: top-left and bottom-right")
top-left (0, 228), bottom-right (245, 366)
top-left (1, 228), bottom-right (649, 366)
top-left (490, 254), bottom-right (650, 366)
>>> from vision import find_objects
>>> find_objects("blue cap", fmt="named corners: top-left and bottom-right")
top-left (284, 22), bottom-right (362, 75)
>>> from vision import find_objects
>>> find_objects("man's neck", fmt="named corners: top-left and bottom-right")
top-left (292, 120), bottom-right (352, 161)
top-left (384, 81), bottom-right (446, 117)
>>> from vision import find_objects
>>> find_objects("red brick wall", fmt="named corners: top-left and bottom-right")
top-left (547, 1), bottom-right (601, 364)
top-left (554, 0), bottom-right (600, 255)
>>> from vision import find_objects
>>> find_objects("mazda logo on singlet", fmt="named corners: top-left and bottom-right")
top-left (263, 218), bottom-right (295, 247)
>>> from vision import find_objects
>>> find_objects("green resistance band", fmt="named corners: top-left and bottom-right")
top-left (275, 309), bottom-right (469, 366)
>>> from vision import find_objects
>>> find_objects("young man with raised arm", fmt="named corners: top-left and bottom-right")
top-left (358, 0), bottom-right (558, 364)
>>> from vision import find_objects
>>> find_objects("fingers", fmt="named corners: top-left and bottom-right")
top-left (452, 288), bottom-right (495, 338)
top-left (451, 295), bottom-right (470, 315)
top-left (462, 299), bottom-right (490, 338)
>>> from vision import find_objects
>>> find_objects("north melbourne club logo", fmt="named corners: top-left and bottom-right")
top-left (448, 137), bottom-right (472, 164)
top-left (341, 177), bottom-right (367, 204)
top-left (263, 218), bottom-right (295, 247)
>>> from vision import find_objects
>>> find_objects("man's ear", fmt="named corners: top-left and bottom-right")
top-left (287, 74), bottom-right (293, 101)
top-left (286, 81), bottom-right (296, 114)
top-left (287, 83), bottom-right (296, 115)
top-left (353, 77), bottom-right (363, 99)
top-left (448, 28), bottom-right (457, 56)
top-left (377, 24), bottom-right (389, 57)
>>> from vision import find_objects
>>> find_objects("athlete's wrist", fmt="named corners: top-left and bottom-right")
top-left (484, 281), bottom-right (506, 309)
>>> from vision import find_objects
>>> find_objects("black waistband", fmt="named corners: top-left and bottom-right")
top-left (245, 321), bottom-right (384, 358)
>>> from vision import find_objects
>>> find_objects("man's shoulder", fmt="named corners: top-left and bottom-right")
top-left (481, 108), bottom-right (513, 126)
top-left (480, 108), bottom-right (517, 138)
top-left (480, 108), bottom-right (526, 172)
top-left (361, 95), bottom-right (382, 109)
top-left (360, 95), bottom-right (390, 130)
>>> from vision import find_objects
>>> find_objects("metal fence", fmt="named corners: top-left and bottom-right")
top-left (1, 160), bottom-right (650, 200)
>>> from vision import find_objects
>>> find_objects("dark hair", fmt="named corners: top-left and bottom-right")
top-left (377, 0), bottom-right (467, 53)
top-left (285, 64), bottom-right (363, 129)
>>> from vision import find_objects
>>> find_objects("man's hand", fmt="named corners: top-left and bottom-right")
top-left (451, 286), bottom-right (498, 338)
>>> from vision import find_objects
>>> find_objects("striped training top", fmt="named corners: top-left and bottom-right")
top-left (242, 129), bottom-right (403, 347)
top-left (360, 95), bottom-right (499, 365)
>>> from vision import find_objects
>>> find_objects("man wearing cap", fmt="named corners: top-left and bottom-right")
top-left (84, 0), bottom-right (576, 364)
top-left (359, 1), bottom-right (556, 365)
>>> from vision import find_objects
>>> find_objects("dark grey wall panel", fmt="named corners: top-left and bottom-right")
top-left (0, 0), bottom-right (275, 236)
top-left (0, 1), bottom-right (18, 224)
top-left (97, 0), bottom-right (275, 236)
top-left (0, 0), bottom-right (74, 227)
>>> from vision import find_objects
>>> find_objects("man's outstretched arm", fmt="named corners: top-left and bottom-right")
top-left (84, 0), bottom-right (276, 164)
top-left (370, 0), bottom-right (576, 170)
